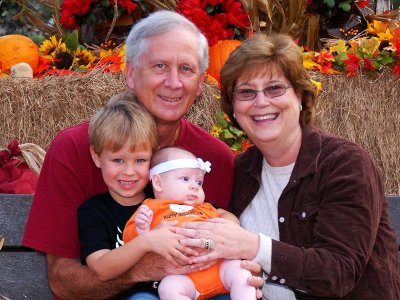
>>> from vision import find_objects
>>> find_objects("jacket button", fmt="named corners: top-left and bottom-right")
top-left (279, 278), bottom-right (286, 284)
top-left (279, 217), bottom-right (285, 223)
top-left (271, 276), bottom-right (278, 281)
top-left (301, 212), bottom-right (306, 218)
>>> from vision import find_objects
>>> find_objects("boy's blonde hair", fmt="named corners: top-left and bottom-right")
top-left (89, 91), bottom-right (158, 154)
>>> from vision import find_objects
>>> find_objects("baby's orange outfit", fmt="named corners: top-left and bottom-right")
top-left (123, 198), bottom-right (228, 299)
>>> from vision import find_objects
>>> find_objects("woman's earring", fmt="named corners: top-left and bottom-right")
top-left (233, 113), bottom-right (236, 118)
top-left (299, 104), bottom-right (303, 111)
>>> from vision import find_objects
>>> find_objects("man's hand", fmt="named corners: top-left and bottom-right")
top-left (46, 252), bottom-right (206, 299)
top-left (129, 252), bottom-right (215, 281)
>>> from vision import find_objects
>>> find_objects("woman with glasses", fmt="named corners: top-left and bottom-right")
top-left (177, 33), bottom-right (399, 299)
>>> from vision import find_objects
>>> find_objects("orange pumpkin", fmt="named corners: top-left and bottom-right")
top-left (207, 39), bottom-right (242, 84)
top-left (0, 34), bottom-right (39, 74)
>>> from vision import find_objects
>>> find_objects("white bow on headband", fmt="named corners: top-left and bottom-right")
top-left (149, 158), bottom-right (212, 180)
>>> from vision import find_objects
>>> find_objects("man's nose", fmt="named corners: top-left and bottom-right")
top-left (164, 68), bottom-right (183, 88)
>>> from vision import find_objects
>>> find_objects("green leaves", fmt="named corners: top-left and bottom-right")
top-left (323, 0), bottom-right (336, 8)
top-left (213, 112), bottom-right (249, 153)
top-left (338, 1), bottom-right (352, 12)
top-left (63, 30), bottom-right (79, 52)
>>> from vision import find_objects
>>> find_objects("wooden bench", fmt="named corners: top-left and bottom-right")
top-left (1, 194), bottom-right (400, 299)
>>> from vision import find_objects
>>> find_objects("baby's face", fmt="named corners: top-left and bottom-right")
top-left (158, 167), bottom-right (205, 205)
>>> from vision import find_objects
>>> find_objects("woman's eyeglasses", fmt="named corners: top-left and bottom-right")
top-left (233, 84), bottom-right (293, 101)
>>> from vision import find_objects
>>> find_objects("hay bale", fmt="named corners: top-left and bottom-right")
top-left (0, 70), bottom-right (398, 194)
top-left (312, 70), bottom-right (400, 195)
top-left (0, 70), bottom-right (220, 150)
top-left (1, 70), bottom-right (125, 149)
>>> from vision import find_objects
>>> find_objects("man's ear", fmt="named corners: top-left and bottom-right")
top-left (89, 145), bottom-right (101, 168)
top-left (125, 61), bottom-right (135, 90)
top-left (151, 174), bottom-right (163, 193)
top-left (196, 73), bottom-right (205, 96)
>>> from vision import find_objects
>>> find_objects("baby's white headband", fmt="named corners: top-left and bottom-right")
top-left (149, 158), bottom-right (211, 180)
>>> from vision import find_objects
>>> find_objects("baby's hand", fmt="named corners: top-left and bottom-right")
top-left (135, 205), bottom-right (153, 232)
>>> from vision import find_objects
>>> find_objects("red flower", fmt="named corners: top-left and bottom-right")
top-left (60, 0), bottom-right (92, 29)
top-left (394, 62), bottom-right (400, 76)
top-left (343, 53), bottom-right (361, 76)
top-left (357, 1), bottom-right (369, 8)
top-left (176, 0), bottom-right (249, 46)
top-left (60, 10), bottom-right (79, 29)
top-left (61, 0), bottom-right (92, 16)
top-left (113, 0), bottom-right (137, 14)
top-left (315, 50), bottom-right (334, 73)
top-left (35, 56), bottom-right (54, 76)
top-left (241, 140), bottom-right (252, 152)
top-left (96, 55), bottom-right (123, 72)
top-left (45, 69), bottom-right (76, 76)
top-left (363, 58), bottom-right (375, 71)
top-left (222, 0), bottom-right (249, 28)
top-left (60, 0), bottom-right (138, 29)
top-left (395, 39), bottom-right (400, 54)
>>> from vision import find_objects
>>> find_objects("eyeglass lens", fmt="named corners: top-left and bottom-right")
top-left (234, 84), bottom-right (291, 101)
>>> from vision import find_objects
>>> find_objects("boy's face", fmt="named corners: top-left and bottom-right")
top-left (156, 168), bottom-right (205, 206)
top-left (90, 143), bottom-right (152, 206)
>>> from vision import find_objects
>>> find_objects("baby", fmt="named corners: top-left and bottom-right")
top-left (123, 146), bottom-right (256, 300)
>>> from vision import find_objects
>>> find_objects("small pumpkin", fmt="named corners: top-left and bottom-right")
top-left (0, 34), bottom-right (39, 74)
top-left (207, 39), bottom-right (242, 84)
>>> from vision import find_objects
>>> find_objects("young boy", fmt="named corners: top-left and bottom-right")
top-left (123, 147), bottom-right (256, 300)
top-left (78, 92), bottom-right (196, 298)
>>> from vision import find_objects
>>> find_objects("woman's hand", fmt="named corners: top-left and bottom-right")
top-left (176, 218), bottom-right (259, 263)
top-left (145, 227), bottom-right (198, 266)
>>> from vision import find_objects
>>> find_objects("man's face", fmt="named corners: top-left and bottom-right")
top-left (125, 29), bottom-right (204, 125)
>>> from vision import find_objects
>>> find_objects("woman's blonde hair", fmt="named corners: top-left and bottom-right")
top-left (89, 91), bottom-right (158, 154)
top-left (220, 33), bottom-right (316, 128)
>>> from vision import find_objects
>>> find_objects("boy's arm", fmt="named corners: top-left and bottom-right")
top-left (86, 227), bottom-right (197, 282)
top-left (85, 234), bottom-right (153, 281)
top-left (217, 208), bottom-right (240, 224)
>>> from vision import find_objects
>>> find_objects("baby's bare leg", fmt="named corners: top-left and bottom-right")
top-left (158, 274), bottom-right (198, 300)
top-left (220, 260), bottom-right (257, 300)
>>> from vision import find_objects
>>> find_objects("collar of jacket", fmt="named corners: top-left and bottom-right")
top-left (236, 125), bottom-right (323, 184)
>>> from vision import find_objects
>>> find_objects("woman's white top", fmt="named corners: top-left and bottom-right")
top-left (240, 158), bottom-right (296, 300)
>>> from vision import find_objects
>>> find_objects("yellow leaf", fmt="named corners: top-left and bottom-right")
top-left (329, 40), bottom-right (347, 54)
top-left (118, 44), bottom-right (126, 71)
top-left (99, 49), bottom-right (113, 58)
top-left (310, 79), bottom-right (322, 95)
top-left (361, 37), bottom-right (381, 54)
top-left (377, 29), bottom-right (393, 42)
top-left (303, 52), bottom-right (321, 70)
top-left (349, 40), bottom-right (360, 50)
top-left (367, 20), bottom-right (388, 34)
